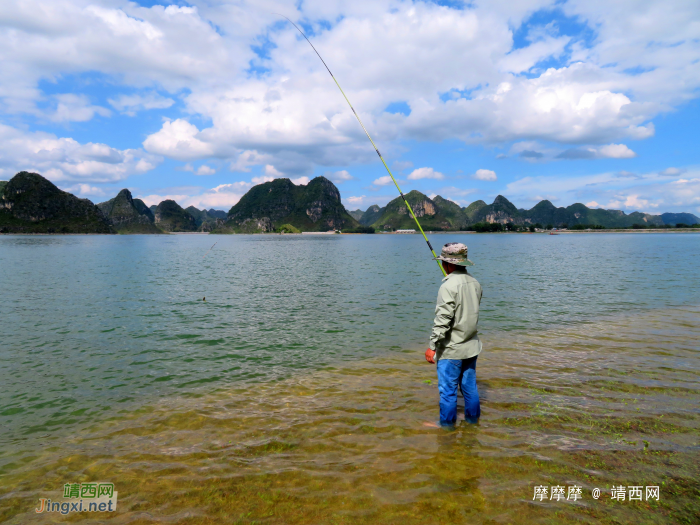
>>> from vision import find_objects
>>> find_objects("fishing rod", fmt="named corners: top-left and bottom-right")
top-left (277, 15), bottom-right (446, 277)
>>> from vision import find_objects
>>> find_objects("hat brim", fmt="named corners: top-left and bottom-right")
top-left (434, 256), bottom-right (474, 267)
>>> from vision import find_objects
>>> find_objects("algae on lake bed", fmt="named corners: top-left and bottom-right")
top-left (1, 307), bottom-right (698, 524)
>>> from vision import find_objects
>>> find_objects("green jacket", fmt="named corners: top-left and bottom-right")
top-left (429, 268), bottom-right (483, 361)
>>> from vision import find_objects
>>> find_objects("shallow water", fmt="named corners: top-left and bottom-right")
top-left (1, 233), bottom-right (699, 523)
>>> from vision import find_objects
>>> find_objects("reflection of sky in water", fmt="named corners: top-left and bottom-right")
top-left (0, 233), bottom-right (698, 450)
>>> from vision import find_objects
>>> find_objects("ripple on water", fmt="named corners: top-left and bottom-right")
top-left (1, 306), bottom-right (699, 524)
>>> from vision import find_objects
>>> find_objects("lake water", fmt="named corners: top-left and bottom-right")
top-left (1, 233), bottom-right (699, 524)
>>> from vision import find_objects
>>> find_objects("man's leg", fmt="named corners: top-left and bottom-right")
top-left (460, 356), bottom-right (480, 422)
top-left (436, 359), bottom-right (461, 425)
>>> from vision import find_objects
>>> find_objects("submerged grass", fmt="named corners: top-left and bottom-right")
top-left (1, 307), bottom-right (699, 524)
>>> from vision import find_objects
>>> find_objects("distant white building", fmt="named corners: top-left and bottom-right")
top-left (395, 229), bottom-right (416, 233)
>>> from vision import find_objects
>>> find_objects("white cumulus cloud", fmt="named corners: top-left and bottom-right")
top-left (0, 0), bottom-right (698, 187)
top-left (346, 195), bottom-right (366, 206)
top-left (46, 94), bottom-right (111, 123)
top-left (263, 164), bottom-right (283, 177)
top-left (373, 175), bottom-right (393, 186)
top-left (407, 167), bottom-right (444, 180)
top-left (659, 167), bottom-right (685, 177)
top-left (182, 163), bottom-right (216, 176)
top-left (0, 123), bottom-right (160, 183)
top-left (343, 194), bottom-right (395, 208)
top-left (557, 143), bottom-right (637, 160)
top-left (196, 165), bottom-right (216, 176)
top-left (597, 144), bottom-right (637, 159)
top-left (251, 175), bottom-right (274, 185)
top-left (325, 170), bottom-right (354, 183)
top-left (142, 119), bottom-right (215, 161)
top-left (473, 169), bottom-right (497, 181)
top-left (108, 92), bottom-right (175, 116)
top-left (607, 194), bottom-right (658, 210)
top-left (62, 183), bottom-right (108, 198)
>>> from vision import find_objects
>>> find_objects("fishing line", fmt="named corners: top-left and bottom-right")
top-left (203, 241), bottom-right (217, 259)
top-left (276, 14), bottom-right (446, 277)
top-left (201, 241), bottom-right (217, 302)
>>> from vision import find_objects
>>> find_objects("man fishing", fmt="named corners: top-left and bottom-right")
top-left (279, 22), bottom-right (483, 426)
top-left (425, 243), bottom-right (483, 426)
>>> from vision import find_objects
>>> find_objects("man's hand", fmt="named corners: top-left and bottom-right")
top-left (425, 348), bottom-right (436, 364)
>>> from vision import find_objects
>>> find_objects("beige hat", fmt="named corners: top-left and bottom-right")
top-left (434, 242), bottom-right (474, 266)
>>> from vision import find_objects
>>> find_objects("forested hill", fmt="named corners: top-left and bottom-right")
top-left (213, 176), bottom-right (359, 233)
top-left (1, 171), bottom-right (698, 234)
top-left (0, 172), bottom-right (229, 234)
top-left (97, 189), bottom-right (163, 234)
top-left (357, 194), bottom-right (700, 230)
top-left (0, 172), bottom-right (113, 234)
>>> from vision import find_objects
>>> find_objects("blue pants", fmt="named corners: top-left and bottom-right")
top-left (437, 356), bottom-right (480, 425)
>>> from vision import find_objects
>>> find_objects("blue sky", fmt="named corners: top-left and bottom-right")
top-left (0, 0), bottom-right (698, 215)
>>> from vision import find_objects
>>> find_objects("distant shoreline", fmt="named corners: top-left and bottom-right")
top-left (3, 229), bottom-right (700, 236)
top-left (550, 229), bottom-right (700, 234)
top-left (420, 229), bottom-right (700, 234)
top-left (4, 173), bottom-right (698, 236)
top-left (376, 229), bottom-right (700, 234)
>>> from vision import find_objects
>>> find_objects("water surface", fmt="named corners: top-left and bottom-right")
top-left (1, 233), bottom-right (698, 523)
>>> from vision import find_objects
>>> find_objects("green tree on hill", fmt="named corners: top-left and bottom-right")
top-left (470, 222), bottom-right (504, 232)
top-left (342, 226), bottom-right (375, 233)
top-left (276, 224), bottom-right (300, 233)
